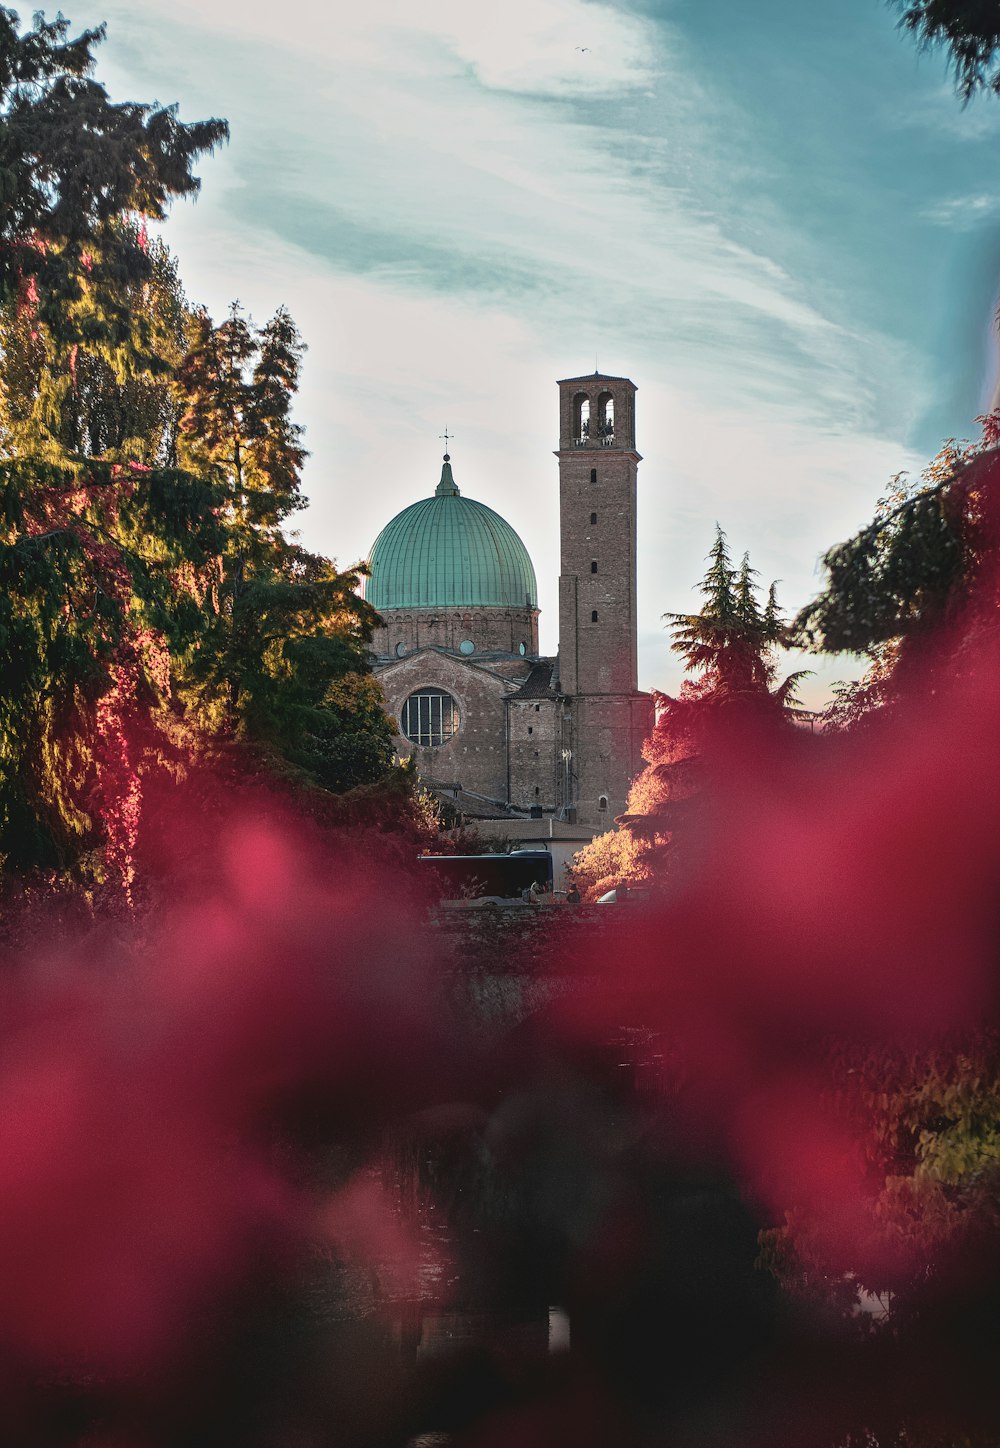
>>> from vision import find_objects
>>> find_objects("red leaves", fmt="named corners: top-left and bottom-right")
top-left (0, 812), bottom-right (439, 1376)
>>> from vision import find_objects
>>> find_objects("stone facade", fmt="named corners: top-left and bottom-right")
top-left (369, 370), bottom-right (653, 825)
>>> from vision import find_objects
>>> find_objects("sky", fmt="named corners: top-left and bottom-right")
top-left (89, 0), bottom-right (1000, 703)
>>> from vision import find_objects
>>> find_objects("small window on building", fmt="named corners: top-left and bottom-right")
top-left (395, 642), bottom-right (406, 658)
top-left (590, 468), bottom-right (597, 483)
top-left (591, 610), bottom-right (599, 622)
top-left (598, 795), bottom-right (608, 811)
top-left (518, 642), bottom-right (527, 656)
top-left (400, 688), bottom-right (459, 748)
top-left (590, 512), bottom-right (597, 525)
top-left (528, 726), bottom-right (533, 735)
top-left (534, 704), bottom-right (540, 711)
top-left (459, 639), bottom-right (475, 655)
top-left (535, 787), bottom-right (540, 796)
top-left (591, 560), bottom-right (598, 573)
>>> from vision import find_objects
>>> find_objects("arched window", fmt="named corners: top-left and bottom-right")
top-left (597, 391), bottom-right (614, 439)
top-left (573, 393), bottom-right (590, 442)
top-left (590, 468), bottom-right (597, 483)
top-left (590, 512), bottom-right (597, 524)
top-left (591, 610), bottom-right (599, 622)
top-left (591, 560), bottom-right (598, 573)
top-left (598, 795), bottom-right (608, 811)
top-left (400, 688), bottom-right (458, 747)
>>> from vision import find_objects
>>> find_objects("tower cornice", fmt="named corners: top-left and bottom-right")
top-left (554, 449), bottom-right (642, 462)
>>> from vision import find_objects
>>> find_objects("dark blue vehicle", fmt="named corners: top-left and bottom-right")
top-left (418, 849), bottom-right (554, 899)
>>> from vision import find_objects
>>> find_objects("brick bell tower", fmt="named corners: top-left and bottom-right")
top-left (556, 372), bottom-right (652, 829)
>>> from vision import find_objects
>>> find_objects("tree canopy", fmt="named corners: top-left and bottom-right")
top-left (0, 13), bottom-right (402, 893)
top-left (889, 0), bottom-right (1000, 100)
top-left (0, 7), bottom-right (228, 304)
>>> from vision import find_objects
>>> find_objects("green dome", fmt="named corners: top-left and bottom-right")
top-left (366, 457), bottom-right (538, 611)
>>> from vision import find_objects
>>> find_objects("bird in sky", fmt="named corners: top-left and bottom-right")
top-left (575, 45), bottom-right (590, 52)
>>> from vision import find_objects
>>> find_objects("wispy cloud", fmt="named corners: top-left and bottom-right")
top-left (95, 0), bottom-right (942, 698)
top-left (923, 192), bottom-right (1000, 228)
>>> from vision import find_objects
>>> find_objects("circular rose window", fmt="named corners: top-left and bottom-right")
top-left (400, 688), bottom-right (459, 747)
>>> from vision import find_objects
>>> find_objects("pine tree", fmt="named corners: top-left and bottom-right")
top-left (665, 525), bottom-right (802, 705)
top-left (572, 530), bottom-right (807, 901)
top-left (175, 302), bottom-right (394, 797)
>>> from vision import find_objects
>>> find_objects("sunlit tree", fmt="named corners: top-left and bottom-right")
top-left (572, 529), bottom-right (805, 900)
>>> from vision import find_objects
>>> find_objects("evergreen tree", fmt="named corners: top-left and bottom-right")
top-left (175, 301), bottom-right (394, 800)
top-left (0, 7), bottom-right (228, 309)
top-left (0, 456), bottom-right (225, 881)
top-left (795, 418), bottom-right (1000, 727)
top-left (0, 16), bottom-right (399, 888)
top-left (572, 531), bottom-right (807, 901)
top-left (0, 223), bottom-right (191, 464)
top-left (176, 302), bottom-right (306, 528)
top-left (889, 0), bottom-right (1000, 101)
top-left (665, 525), bottom-right (803, 709)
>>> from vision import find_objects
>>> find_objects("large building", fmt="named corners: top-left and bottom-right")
top-left (366, 371), bottom-right (653, 830)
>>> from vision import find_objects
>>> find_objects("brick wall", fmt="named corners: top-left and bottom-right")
top-left (373, 606), bottom-right (539, 662)
top-left (554, 373), bottom-right (651, 828)
top-left (506, 697), bottom-right (562, 811)
top-left (377, 650), bottom-right (526, 804)
top-left (568, 692), bottom-right (653, 827)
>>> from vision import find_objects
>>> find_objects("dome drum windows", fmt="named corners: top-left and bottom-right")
top-left (401, 688), bottom-right (459, 748)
